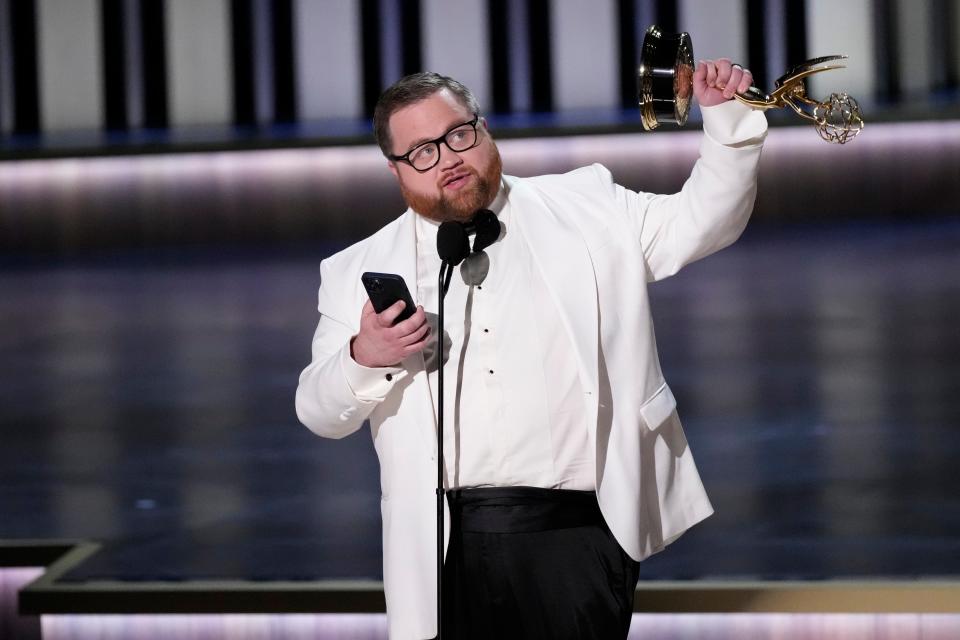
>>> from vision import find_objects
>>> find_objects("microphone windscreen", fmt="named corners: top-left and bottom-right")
top-left (437, 222), bottom-right (470, 265)
top-left (471, 209), bottom-right (501, 253)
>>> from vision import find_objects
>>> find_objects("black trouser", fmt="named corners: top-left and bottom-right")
top-left (441, 487), bottom-right (640, 640)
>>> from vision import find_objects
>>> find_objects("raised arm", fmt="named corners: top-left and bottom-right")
top-left (614, 59), bottom-right (768, 280)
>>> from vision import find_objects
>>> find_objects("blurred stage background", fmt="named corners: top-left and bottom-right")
top-left (1, 1), bottom-right (959, 639)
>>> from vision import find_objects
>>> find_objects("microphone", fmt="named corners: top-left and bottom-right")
top-left (437, 221), bottom-right (471, 266)
top-left (469, 209), bottom-right (500, 253)
top-left (437, 209), bottom-right (501, 267)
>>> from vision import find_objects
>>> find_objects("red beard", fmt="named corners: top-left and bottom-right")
top-left (399, 144), bottom-right (503, 223)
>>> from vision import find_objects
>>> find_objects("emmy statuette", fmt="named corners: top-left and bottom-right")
top-left (637, 25), bottom-right (864, 144)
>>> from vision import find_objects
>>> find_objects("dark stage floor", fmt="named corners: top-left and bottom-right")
top-left (1, 217), bottom-right (959, 585)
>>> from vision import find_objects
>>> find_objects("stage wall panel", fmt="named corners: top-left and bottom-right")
top-left (896, 0), bottom-right (934, 98)
top-left (166, 0), bottom-right (232, 127)
top-left (806, 0), bottom-right (876, 101)
top-left (294, 0), bottom-right (363, 121)
top-left (422, 0), bottom-right (491, 116)
top-left (678, 0), bottom-right (747, 65)
top-left (551, 0), bottom-right (618, 111)
top-left (37, 0), bottom-right (103, 132)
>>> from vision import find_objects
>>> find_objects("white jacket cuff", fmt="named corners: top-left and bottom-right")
top-left (701, 100), bottom-right (768, 148)
top-left (341, 343), bottom-right (405, 401)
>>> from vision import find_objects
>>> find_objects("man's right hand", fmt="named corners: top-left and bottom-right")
top-left (351, 299), bottom-right (430, 368)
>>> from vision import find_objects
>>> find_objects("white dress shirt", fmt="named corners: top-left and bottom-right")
top-left (344, 183), bottom-right (595, 491)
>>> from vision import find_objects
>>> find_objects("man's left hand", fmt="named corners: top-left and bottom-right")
top-left (694, 58), bottom-right (754, 108)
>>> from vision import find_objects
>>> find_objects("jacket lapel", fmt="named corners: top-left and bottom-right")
top-left (506, 177), bottom-right (600, 420)
top-left (388, 209), bottom-right (420, 307)
top-left (372, 210), bottom-right (441, 457)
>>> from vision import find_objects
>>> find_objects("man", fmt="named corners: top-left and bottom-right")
top-left (296, 60), bottom-right (766, 639)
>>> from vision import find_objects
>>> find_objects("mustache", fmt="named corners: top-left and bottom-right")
top-left (436, 166), bottom-right (479, 190)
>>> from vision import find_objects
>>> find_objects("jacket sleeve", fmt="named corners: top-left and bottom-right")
top-left (608, 100), bottom-right (767, 281)
top-left (294, 258), bottom-right (404, 439)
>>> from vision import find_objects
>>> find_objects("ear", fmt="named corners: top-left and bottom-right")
top-left (480, 116), bottom-right (489, 131)
top-left (387, 160), bottom-right (399, 180)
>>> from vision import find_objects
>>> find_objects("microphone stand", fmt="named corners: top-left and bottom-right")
top-left (434, 213), bottom-right (490, 638)
top-left (436, 260), bottom-right (454, 640)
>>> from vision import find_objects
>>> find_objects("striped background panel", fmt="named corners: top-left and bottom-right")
top-left (1, 0), bottom-right (959, 137)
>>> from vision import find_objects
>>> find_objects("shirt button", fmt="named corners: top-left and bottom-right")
top-left (385, 373), bottom-right (393, 381)
top-left (488, 369), bottom-right (494, 375)
top-left (483, 328), bottom-right (489, 333)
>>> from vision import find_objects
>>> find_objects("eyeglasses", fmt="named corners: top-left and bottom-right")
top-left (389, 115), bottom-right (481, 172)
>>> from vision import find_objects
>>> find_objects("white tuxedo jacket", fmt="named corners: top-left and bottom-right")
top-left (296, 101), bottom-right (767, 639)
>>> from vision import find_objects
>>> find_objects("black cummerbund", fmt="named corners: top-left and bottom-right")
top-left (446, 486), bottom-right (603, 534)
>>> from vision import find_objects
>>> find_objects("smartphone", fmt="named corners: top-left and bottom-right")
top-left (361, 272), bottom-right (416, 324)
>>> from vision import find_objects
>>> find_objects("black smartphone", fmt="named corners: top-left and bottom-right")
top-left (361, 272), bottom-right (416, 324)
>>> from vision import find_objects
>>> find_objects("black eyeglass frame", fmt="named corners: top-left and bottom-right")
top-left (388, 115), bottom-right (482, 172)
